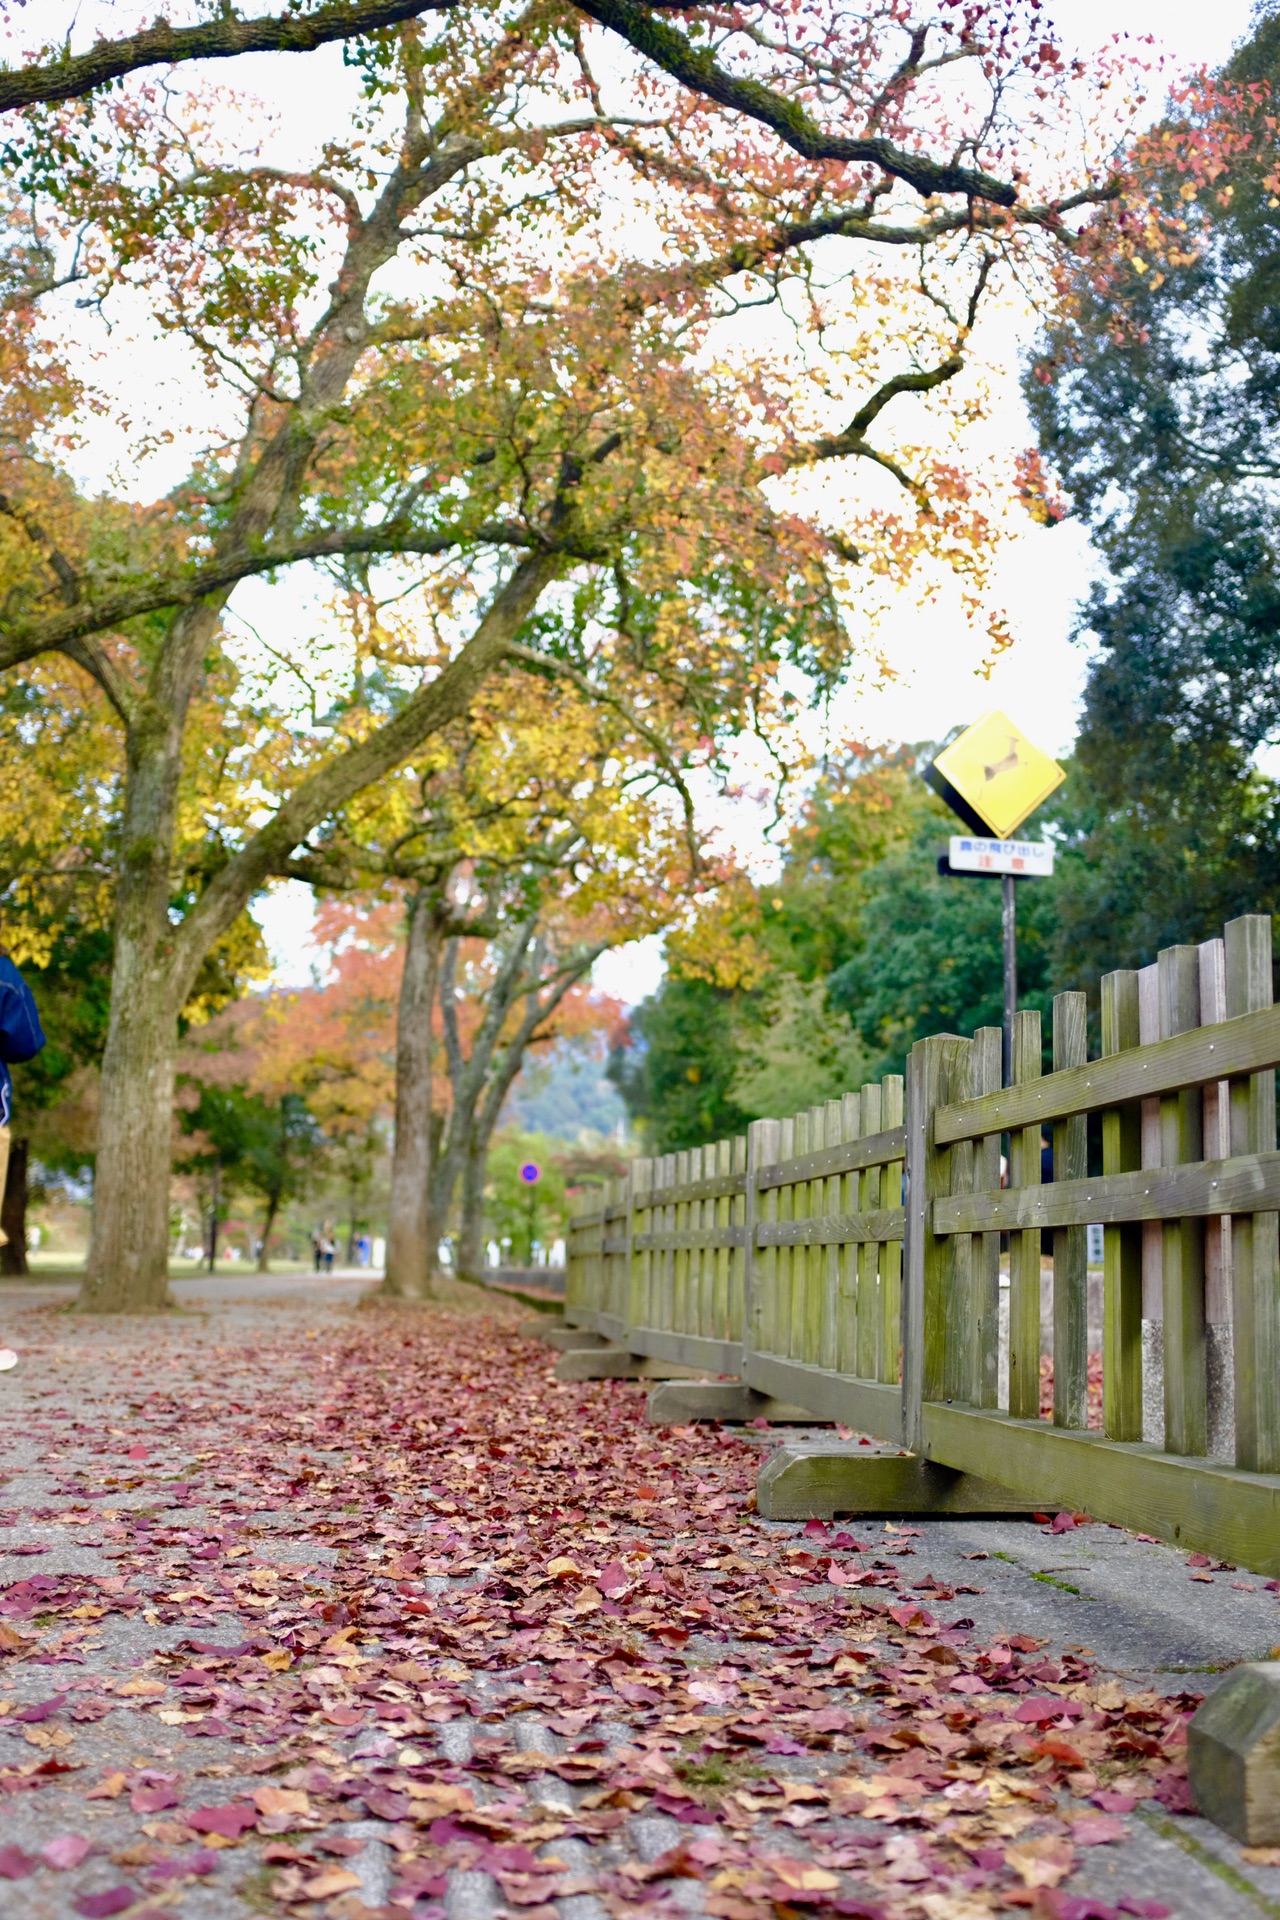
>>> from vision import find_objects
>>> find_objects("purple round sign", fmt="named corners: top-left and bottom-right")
top-left (519, 1162), bottom-right (541, 1185)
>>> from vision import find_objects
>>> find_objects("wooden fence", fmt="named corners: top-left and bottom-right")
top-left (566, 913), bottom-right (1280, 1572)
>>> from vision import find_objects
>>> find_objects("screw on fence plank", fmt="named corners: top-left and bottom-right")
top-left (1008, 1009), bottom-right (1043, 1422)
top-left (1052, 991), bottom-right (1089, 1430)
top-left (880, 1075), bottom-right (905, 1387)
top-left (1225, 912), bottom-right (1280, 1472)
top-left (1101, 969), bottom-right (1143, 1442)
top-left (1159, 943), bottom-right (1208, 1457)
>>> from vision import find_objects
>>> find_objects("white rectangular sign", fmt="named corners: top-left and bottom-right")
top-left (949, 835), bottom-right (1054, 878)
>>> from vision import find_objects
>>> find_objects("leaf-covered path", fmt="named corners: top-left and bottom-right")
top-left (1, 1278), bottom-right (1279, 1920)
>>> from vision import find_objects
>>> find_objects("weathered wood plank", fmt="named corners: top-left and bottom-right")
top-left (921, 1401), bottom-right (1280, 1575)
top-left (756, 1208), bottom-right (904, 1248)
top-left (624, 1325), bottom-right (742, 1376)
top-left (903, 1032), bottom-right (968, 1451)
top-left (743, 1119), bottom-right (780, 1360)
top-left (742, 1349), bottom-right (902, 1441)
top-left (880, 1076), bottom-right (905, 1385)
top-left (633, 1226), bottom-right (747, 1252)
top-left (1227, 913), bottom-right (1280, 1473)
top-left (1008, 1010), bottom-right (1043, 1422)
top-left (936, 998), bottom-right (1280, 1143)
top-left (661, 1168), bottom-right (748, 1206)
top-left (935, 1150), bottom-right (1280, 1233)
top-left (756, 1125), bottom-right (908, 1189)
top-left (855, 1084), bottom-right (880, 1381)
top-left (1101, 970), bottom-right (1143, 1442)
top-left (1160, 945), bottom-right (1208, 1457)
top-left (1053, 991), bottom-right (1089, 1430)
top-left (971, 1028), bottom-right (1003, 1410)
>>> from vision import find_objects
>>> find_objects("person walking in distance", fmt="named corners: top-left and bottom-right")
top-left (0, 941), bottom-right (46, 1249)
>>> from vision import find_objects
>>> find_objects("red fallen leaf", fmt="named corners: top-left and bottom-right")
top-left (131, 1784), bottom-right (181, 1814)
top-left (74, 1889), bottom-right (136, 1918)
top-left (1154, 1774), bottom-right (1196, 1815)
top-left (1073, 1814), bottom-right (1127, 1845)
top-left (1093, 1790), bottom-right (1139, 1813)
top-left (1186, 1552), bottom-right (1212, 1568)
top-left (185, 1800), bottom-right (259, 1839)
top-left (1048, 1512), bottom-right (1077, 1533)
top-left (42, 1834), bottom-right (93, 1869)
top-left (599, 1561), bottom-right (631, 1596)
top-left (127, 1446), bottom-right (149, 1461)
top-left (949, 1674), bottom-right (991, 1693)
top-left (633, 1485), bottom-right (659, 1500)
top-left (652, 1791), bottom-right (718, 1824)
top-left (0, 1846), bottom-right (39, 1879)
top-left (322, 1706), bottom-right (364, 1726)
top-left (1014, 1696), bottom-right (1084, 1724)
top-left (16, 1694), bottom-right (66, 1722)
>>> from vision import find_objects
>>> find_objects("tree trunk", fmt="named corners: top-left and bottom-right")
top-left (256, 1187), bottom-right (281, 1273)
top-left (383, 889), bottom-right (441, 1299)
top-left (456, 1136), bottom-right (488, 1282)
top-left (79, 930), bottom-right (183, 1310)
top-left (0, 1136), bottom-right (30, 1275)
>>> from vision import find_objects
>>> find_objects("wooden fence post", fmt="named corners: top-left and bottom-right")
top-left (1160, 944), bottom-right (1207, 1456)
top-left (1053, 991), bottom-right (1089, 1429)
top-left (1008, 1009), bottom-right (1043, 1421)
top-left (1226, 913), bottom-right (1280, 1472)
top-left (903, 1032), bottom-right (966, 1453)
top-left (1101, 970), bottom-right (1143, 1441)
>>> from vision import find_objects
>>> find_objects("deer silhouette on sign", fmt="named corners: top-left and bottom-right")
top-left (983, 736), bottom-right (1022, 781)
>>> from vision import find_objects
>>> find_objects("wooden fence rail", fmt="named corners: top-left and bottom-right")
top-left (564, 913), bottom-right (1280, 1572)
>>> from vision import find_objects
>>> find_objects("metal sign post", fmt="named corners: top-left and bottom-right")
top-left (924, 713), bottom-right (1065, 1086)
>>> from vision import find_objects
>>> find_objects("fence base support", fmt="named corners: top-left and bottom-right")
top-left (554, 1346), bottom-right (703, 1383)
top-left (518, 1318), bottom-right (610, 1351)
top-left (1188, 1663), bottom-right (1280, 1845)
top-left (756, 1441), bottom-right (1045, 1521)
top-left (645, 1381), bottom-right (817, 1426)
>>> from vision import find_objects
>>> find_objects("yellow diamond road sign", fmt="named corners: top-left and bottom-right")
top-left (928, 711), bottom-right (1065, 840)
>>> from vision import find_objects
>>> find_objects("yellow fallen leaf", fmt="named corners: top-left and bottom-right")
top-left (260, 1650), bottom-right (292, 1671)
top-left (547, 1557), bottom-right (582, 1579)
top-left (1006, 1837), bottom-right (1075, 1888)
top-left (254, 1785), bottom-right (310, 1817)
top-left (322, 1627), bottom-right (359, 1652)
top-left (25, 1725), bottom-right (73, 1749)
top-left (116, 1678), bottom-right (166, 1697)
top-left (156, 1709), bottom-right (203, 1726)
top-left (68, 1605), bottom-right (107, 1620)
top-left (769, 1861), bottom-right (839, 1893)
top-left (1244, 1848), bottom-right (1280, 1867)
top-left (87, 1772), bottom-right (127, 1800)
top-left (404, 1781), bottom-right (474, 1812)
top-left (302, 1867), bottom-right (363, 1898)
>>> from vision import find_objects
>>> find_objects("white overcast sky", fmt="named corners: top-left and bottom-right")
top-left (17, 0), bottom-right (1262, 999)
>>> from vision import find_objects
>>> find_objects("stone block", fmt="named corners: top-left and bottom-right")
top-left (757, 1441), bottom-right (1044, 1521)
top-left (645, 1381), bottom-right (817, 1425)
top-left (1188, 1662), bottom-right (1280, 1844)
top-left (553, 1347), bottom-right (701, 1383)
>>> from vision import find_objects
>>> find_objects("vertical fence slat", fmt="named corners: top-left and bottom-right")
top-left (903, 1032), bottom-right (967, 1451)
top-left (729, 1135), bottom-right (747, 1343)
top-left (1101, 970), bottom-right (1143, 1441)
top-left (971, 1028), bottom-right (1003, 1409)
top-left (1008, 1008), bottom-right (1043, 1421)
top-left (854, 1084), bottom-right (879, 1380)
top-left (821, 1098), bottom-right (844, 1370)
top-left (774, 1115), bottom-right (795, 1357)
top-left (801, 1106), bottom-right (824, 1364)
top-left (880, 1074), bottom-right (905, 1386)
top-left (1226, 913), bottom-right (1280, 1471)
top-left (629, 1158), bottom-right (651, 1331)
top-left (1052, 991), bottom-right (1089, 1430)
top-left (1159, 944), bottom-right (1207, 1456)
top-left (944, 1042), bottom-right (975, 1406)
top-left (838, 1090), bottom-right (861, 1377)
top-left (1138, 963), bottom-right (1164, 1444)
top-left (746, 1119), bottom-right (780, 1359)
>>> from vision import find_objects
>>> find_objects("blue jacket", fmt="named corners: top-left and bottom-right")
top-left (0, 956), bottom-right (46, 1128)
